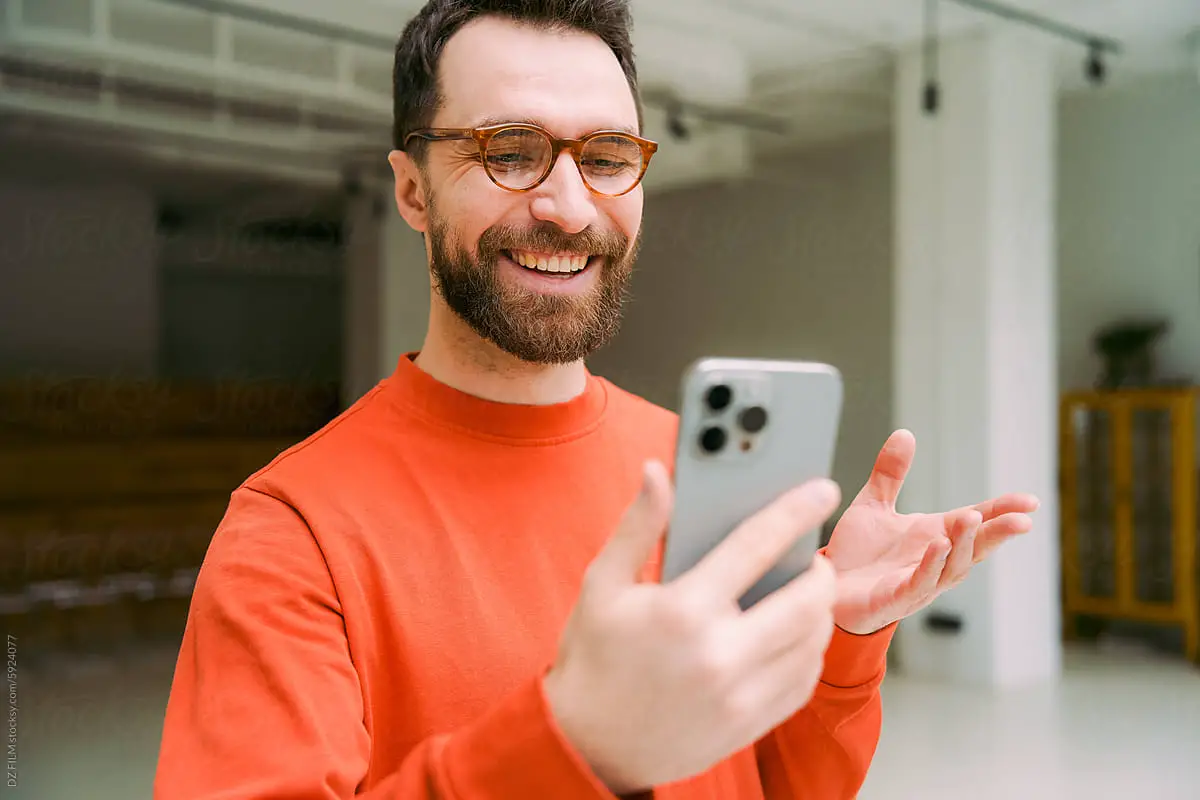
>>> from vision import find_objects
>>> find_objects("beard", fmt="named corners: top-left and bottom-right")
top-left (427, 204), bottom-right (639, 365)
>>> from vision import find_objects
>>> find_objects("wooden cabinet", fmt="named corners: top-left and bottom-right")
top-left (1059, 388), bottom-right (1198, 662)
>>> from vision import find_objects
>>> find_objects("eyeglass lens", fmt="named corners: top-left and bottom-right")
top-left (484, 128), bottom-right (644, 195)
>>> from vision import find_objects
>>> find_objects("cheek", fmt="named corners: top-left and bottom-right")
top-left (441, 176), bottom-right (513, 248)
top-left (609, 193), bottom-right (643, 246)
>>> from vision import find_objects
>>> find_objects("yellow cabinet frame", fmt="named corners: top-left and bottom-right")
top-left (1059, 388), bottom-right (1198, 663)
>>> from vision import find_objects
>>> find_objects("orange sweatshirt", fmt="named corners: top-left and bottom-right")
top-left (154, 353), bottom-right (894, 799)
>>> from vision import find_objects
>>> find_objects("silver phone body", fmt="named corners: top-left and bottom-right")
top-left (661, 357), bottom-right (844, 610)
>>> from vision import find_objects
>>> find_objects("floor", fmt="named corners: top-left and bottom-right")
top-left (9, 636), bottom-right (1199, 799)
top-left (862, 641), bottom-right (1200, 800)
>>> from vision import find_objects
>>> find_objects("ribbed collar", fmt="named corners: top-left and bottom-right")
top-left (382, 352), bottom-right (609, 444)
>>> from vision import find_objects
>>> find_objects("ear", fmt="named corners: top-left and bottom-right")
top-left (387, 149), bottom-right (429, 233)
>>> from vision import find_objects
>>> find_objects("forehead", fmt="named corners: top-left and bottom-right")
top-left (435, 15), bottom-right (639, 137)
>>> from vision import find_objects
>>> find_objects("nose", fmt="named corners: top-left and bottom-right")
top-left (528, 151), bottom-right (599, 234)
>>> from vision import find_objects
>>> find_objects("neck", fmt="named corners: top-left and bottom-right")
top-left (415, 302), bottom-right (589, 406)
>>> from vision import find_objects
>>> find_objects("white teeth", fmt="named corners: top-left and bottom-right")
top-left (512, 251), bottom-right (588, 273)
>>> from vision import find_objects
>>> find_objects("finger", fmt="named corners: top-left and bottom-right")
top-left (854, 429), bottom-right (916, 508)
top-left (678, 479), bottom-right (841, 604)
top-left (588, 460), bottom-right (674, 588)
top-left (744, 582), bottom-right (836, 730)
top-left (732, 610), bottom-right (834, 742)
top-left (898, 537), bottom-right (952, 608)
top-left (937, 509), bottom-right (982, 589)
top-left (739, 554), bottom-right (837, 661)
top-left (971, 493), bottom-right (1040, 521)
top-left (972, 513), bottom-right (1034, 563)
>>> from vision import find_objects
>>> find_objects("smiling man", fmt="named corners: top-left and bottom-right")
top-left (153, 2), bottom-right (1039, 798)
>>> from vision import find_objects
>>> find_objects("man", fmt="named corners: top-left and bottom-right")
top-left (154, 1), bottom-right (1039, 797)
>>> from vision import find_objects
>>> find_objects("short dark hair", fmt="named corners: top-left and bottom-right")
top-left (392, 0), bottom-right (642, 161)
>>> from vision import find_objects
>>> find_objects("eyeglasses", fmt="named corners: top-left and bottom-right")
top-left (403, 122), bottom-right (658, 197)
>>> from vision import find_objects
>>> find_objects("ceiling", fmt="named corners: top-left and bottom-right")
top-left (259, 0), bottom-right (1200, 145)
top-left (0, 0), bottom-right (1197, 219)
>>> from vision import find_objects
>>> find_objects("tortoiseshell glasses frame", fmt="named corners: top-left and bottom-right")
top-left (403, 122), bottom-right (659, 198)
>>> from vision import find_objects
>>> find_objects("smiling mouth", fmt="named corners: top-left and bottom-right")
top-left (503, 249), bottom-right (595, 276)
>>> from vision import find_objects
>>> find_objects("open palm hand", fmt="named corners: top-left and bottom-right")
top-left (824, 430), bottom-right (1040, 635)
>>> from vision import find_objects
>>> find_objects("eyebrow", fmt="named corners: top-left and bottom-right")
top-left (472, 116), bottom-right (640, 137)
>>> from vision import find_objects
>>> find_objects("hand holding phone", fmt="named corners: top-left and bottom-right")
top-left (541, 358), bottom-right (846, 793)
top-left (662, 357), bottom-right (844, 608)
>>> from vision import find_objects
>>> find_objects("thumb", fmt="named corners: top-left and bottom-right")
top-left (855, 429), bottom-right (915, 508)
top-left (589, 460), bottom-right (674, 587)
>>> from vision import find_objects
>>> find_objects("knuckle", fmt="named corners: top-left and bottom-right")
top-left (654, 591), bottom-right (707, 636)
top-left (692, 635), bottom-right (737, 688)
top-left (581, 598), bottom-right (621, 633)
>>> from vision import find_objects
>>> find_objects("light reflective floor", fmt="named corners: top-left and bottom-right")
top-left (863, 640), bottom-right (1200, 800)
top-left (10, 635), bottom-right (1199, 799)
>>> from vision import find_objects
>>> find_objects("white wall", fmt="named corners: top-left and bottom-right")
top-left (590, 132), bottom-right (894, 505)
top-left (1058, 73), bottom-right (1200, 391)
top-left (0, 184), bottom-right (159, 378)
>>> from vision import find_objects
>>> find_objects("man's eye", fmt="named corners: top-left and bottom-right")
top-left (584, 158), bottom-right (632, 173)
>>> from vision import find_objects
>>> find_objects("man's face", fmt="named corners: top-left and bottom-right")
top-left (414, 16), bottom-right (644, 364)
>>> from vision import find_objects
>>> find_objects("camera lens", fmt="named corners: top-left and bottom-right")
top-left (705, 384), bottom-right (732, 412)
top-left (699, 426), bottom-right (727, 454)
top-left (738, 405), bottom-right (769, 434)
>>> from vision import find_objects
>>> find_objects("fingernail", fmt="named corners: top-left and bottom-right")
top-left (810, 478), bottom-right (840, 505)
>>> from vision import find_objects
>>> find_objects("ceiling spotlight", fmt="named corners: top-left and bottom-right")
top-left (666, 108), bottom-right (690, 141)
top-left (923, 80), bottom-right (941, 115)
top-left (1085, 42), bottom-right (1107, 85)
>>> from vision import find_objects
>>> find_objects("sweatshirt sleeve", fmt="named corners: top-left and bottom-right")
top-left (753, 621), bottom-right (896, 799)
top-left (153, 487), bottom-right (622, 800)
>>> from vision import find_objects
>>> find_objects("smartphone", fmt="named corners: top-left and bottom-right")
top-left (661, 357), bottom-right (843, 610)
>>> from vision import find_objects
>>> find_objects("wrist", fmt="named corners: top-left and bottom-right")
top-left (541, 671), bottom-right (641, 796)
top-left (821, 621), bottom-right (898, 688)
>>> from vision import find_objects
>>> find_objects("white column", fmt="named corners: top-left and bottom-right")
top-left (892, 29), bottom-right (1061, 688)
top-left (342, 187), bottom-right (432, 407)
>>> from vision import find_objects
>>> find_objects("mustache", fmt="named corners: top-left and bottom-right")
top-left (478, 222), bottom-right (629, 260)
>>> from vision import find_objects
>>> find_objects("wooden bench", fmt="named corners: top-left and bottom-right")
top-left (0, 378), bottom-right (336, 653)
